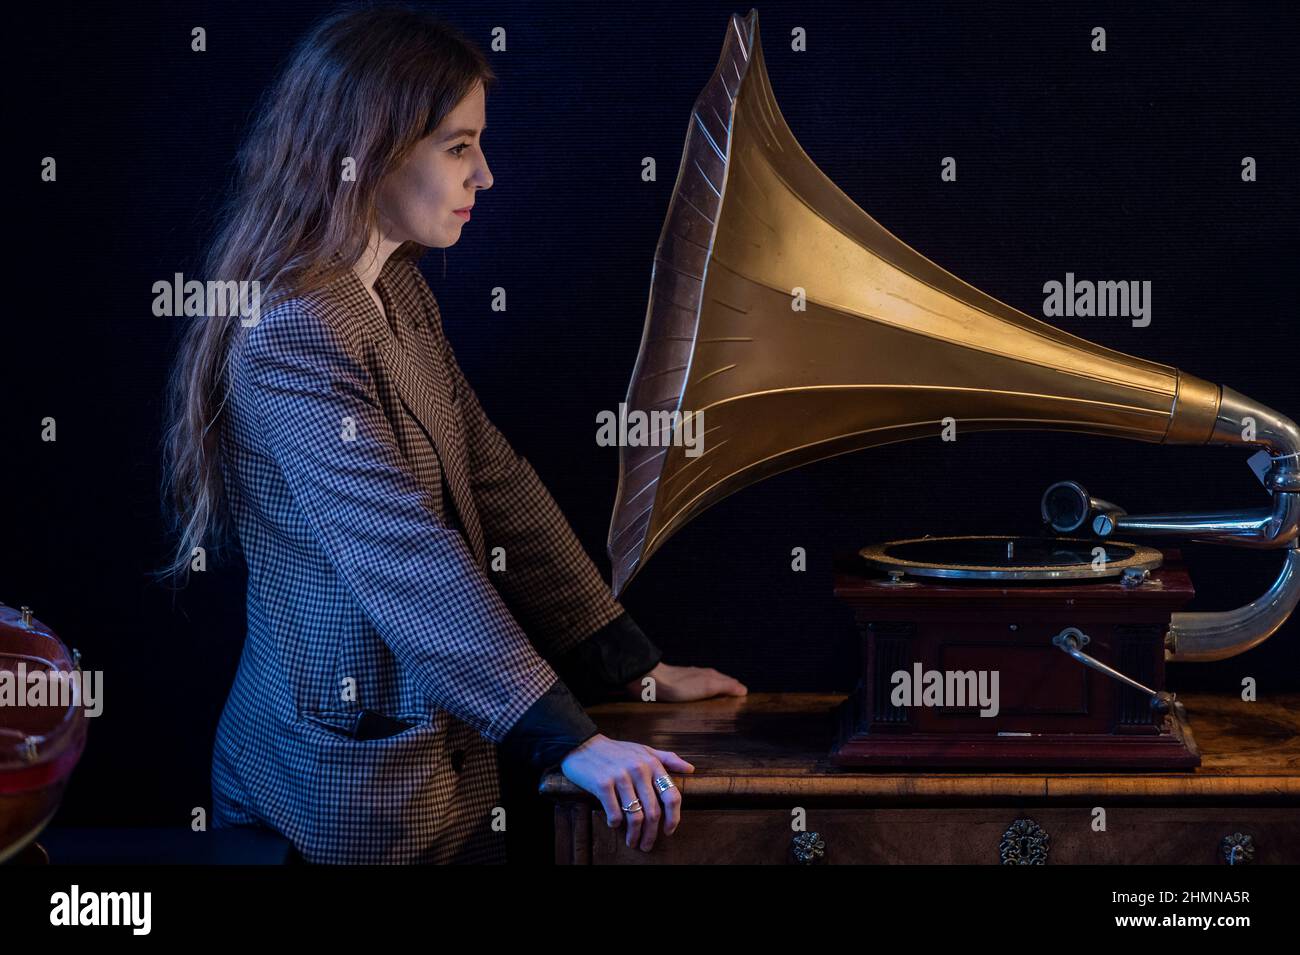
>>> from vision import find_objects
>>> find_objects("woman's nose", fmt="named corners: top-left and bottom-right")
top-left (472, 156), bottom-right (493, 191)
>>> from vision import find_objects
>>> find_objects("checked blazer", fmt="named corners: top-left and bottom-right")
top-left (211, 254), bottom-right (626, 864)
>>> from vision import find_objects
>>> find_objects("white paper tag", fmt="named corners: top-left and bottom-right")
top-left (1247, 449), bottom-right (1273, 487)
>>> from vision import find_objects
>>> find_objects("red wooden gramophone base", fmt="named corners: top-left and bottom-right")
top-left (830, 550), bottom-right (1200, 770)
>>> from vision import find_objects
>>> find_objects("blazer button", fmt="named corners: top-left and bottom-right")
top-left (450, 749), bottom-right (466, 774)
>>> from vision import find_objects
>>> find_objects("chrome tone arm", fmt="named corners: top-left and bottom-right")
top-left (1166, 543), bottom-right (1300, 662)
top-left (1038, 383), bottom-right (1300, 662)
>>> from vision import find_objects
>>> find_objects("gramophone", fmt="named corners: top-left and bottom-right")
top-left (607, 10), bottom-right (1299, 769)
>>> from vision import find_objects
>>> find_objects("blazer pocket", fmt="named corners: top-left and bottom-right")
top-left (302, 709), bottom-right (423, 741)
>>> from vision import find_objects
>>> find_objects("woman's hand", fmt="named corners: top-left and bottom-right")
top-left (557, 662), bottom-right (743, 852)
top-left (560, 735), bottom-right (694, 851)
top-left (623, 661), bottom-right (748, 702)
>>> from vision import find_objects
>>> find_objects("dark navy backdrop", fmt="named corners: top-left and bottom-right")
top-left (9, 1), bottom-right (1298, 842)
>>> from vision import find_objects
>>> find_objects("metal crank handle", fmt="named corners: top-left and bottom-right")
top-left (1051, 627), bottom-right (1184, 718)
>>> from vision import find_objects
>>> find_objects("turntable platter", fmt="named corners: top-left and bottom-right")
top-left (859, 535), bottom-right (1163, 582)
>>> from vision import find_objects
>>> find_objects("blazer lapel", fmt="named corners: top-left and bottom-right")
top-left (341, 265), bottom-right (488, 568)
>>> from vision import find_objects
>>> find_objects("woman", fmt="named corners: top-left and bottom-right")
top-left (159, 5), bottom-right (746, 864)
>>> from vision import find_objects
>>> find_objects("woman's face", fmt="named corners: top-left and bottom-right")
top-left (376, 82), bottom-right (493, 248)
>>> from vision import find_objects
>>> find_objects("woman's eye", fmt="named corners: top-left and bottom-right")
top-left (449, 143), bottom-right (470, 157)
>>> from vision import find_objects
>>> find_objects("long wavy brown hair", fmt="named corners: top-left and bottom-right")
top-left (157, 4), bottom-right (495, 587)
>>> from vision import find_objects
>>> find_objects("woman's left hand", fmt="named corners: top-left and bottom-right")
top-left (623, 661), bottom-right (747, 702)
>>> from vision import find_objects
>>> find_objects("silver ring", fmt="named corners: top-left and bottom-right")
top-left (621, 798), bottom-right (643, 814)
top-left (654, 775), bottom-right (676, 794)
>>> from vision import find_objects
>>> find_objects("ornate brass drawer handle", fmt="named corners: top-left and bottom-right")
top-left (1222, 832), bottom-right (1255, 865)
top-left (790, 831), bottom-right (825, 865)
top-left (1000, 817), bottom-right (1050, 865)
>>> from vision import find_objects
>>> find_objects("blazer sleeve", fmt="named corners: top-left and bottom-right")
top-left (433, 319), bottom-right (638, 660)
top-left (552, 610), bottom-right (663, 705)
top-left (236, 302), bottom-right (562, 743)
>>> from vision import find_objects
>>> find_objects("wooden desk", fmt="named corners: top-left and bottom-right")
top-left (541, 692), bottom-right (1300, 864)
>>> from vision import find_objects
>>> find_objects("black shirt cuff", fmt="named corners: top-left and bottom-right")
top-left (498, 679), bottom-right (599, 774)
top-left (554, 611), bottom-right (663, 705)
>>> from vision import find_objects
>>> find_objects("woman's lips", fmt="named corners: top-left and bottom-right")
top-left (453, 207), bottom-right (471, 221)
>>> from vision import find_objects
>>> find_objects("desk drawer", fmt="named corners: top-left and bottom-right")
top-left (576, 807), bottom-right (1300, 865)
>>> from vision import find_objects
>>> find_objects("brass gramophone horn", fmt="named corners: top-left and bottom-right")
top-left (607, 10), bottom-right (1299, 661)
